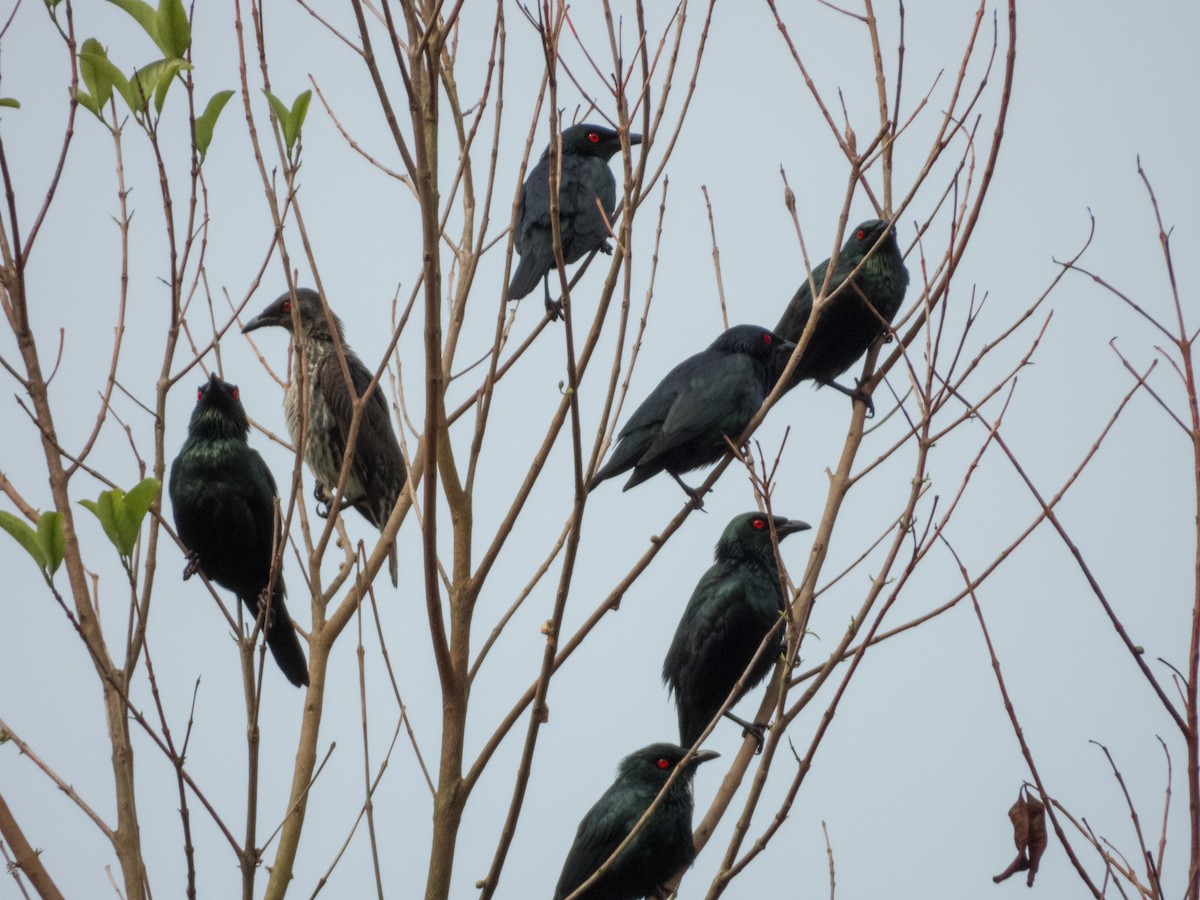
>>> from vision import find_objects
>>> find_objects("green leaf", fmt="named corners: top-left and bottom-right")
top-left (76, 90), bottom-right (101, 118)
top-left (0, 511), bottom-right (48, 572)
top-left (286, 89), bottom-right (312, 151)
top-left (118, 478), bottom-right (161, 556)
top-left (130, 57), bottom-right (192, 113)
top-left (45, 0), bottom-right (63, 9)
top-left (156, 0), bottom-right (190, 58)
top-left (80, 491), bottom-right (123, 554)
top-left (106, 0), bottom-right (159, 48)
top-left (0, 98), bottom-right (19, 109)
top-left (263, 89), bottom-right (290, 131)
top-left (37, 512), bottom-right (64, 576)
top-left (264, 89), bottom-right (311, 153)
top-left (79, 41), bottom-right (137, 113)
top-left (79, 38), bottom-right (113, 109)
top-left (194, 89), bottom-right (233, 159)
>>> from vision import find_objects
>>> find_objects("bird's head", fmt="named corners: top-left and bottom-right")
top-left (843, 218), bottom-right (899, 258)
top-left (186, 372), bottom-right (250, 440)
top-left (618, 742), bottom-right (719, 789)
top-left (715, 512), bottom-right (811, 564)
top-left (242, 288), bottom-right (346, 343)
top-left (710, 324), bottom-right (796, 360)
top-left (558, 123), bottom-right (642, 162)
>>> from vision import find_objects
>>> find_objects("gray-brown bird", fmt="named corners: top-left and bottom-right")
top-left (243, 288), bottom-right (405, 586)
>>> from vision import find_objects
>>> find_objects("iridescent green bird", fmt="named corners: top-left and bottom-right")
top-left (169, 373), bottom-right (308, 687)
top-left (774, 218), bottom-right (909, 413)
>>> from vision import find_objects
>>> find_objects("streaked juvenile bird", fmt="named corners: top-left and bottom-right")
top-left (169, 373), bottom-right (309, 687)
top-left (589, 325), bottom-right (795, 503)
top-left (243, 288), bottom-right (406, 587)
top-left (662, 513), bottom-right (811, 749)
top-left (553, 742), bottom-right (718, 900)
top-left (774, 218), bottom-right (909, 413)
top-left (508, 123), bottom-right (642, 319)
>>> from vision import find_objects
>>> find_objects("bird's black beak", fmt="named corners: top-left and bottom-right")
top-left (691, 749), bottom-right (720, 766)
top-left (775, 519), bottom-right (811, 538)
top-left (777, 337), bottom-right (797, 354)
top-left (241, 310), bottom-right (271, 334)
top-left (628, 132), bottom-right (643, 146)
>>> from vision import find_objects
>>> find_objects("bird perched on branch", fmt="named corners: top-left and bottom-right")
top-left (243, 288), bottom-right (406, 587)
top-left (589, 325), bottom-right (795, 504)
top-left (508, 123), bottom-right (642, 319)
top-left (663, 512), bottom-right (810, 750)
top-left (169, 373), bottom-right (309, 687)
top-left (774, 218), bottom-right (909, 414)
top-left (553, 742), bottom-right (718, 900)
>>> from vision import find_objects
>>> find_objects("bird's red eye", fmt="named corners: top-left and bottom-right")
top-left (196, 388), bottom-right (203, 400)
top-left (231, 388), bottom-right (239, 401)
top-left (856, 229), bottom-right (867, 240)
top-left (588, 132), bottom-right (600, 143)
top-left (656, 758), bottom-right (670, 770)
top-left (282, 298), bottom-right (292, 313)
top-left (752, 518), bottom-right (767, 530)
top-left (762, 333), bottom-right (772, 345)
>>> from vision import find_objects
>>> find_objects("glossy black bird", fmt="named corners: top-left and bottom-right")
top-left (508, 123), bottom-right (642, 319)
top-left (553, 742), bottom-right (718, 900)
top-left (243, 288), bottom-right (405, 587)
top-left (663, 513), bottom-right (810, 749)
top-left (774, 218), bottom-right (909, 412)
top-left (589, 325), bottom-right (795, 503)
top-left (169, 373), bottom-right (309, 687)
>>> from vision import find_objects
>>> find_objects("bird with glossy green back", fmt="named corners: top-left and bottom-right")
top-left (553, 742), bottom-right (719, 899)
top-left (663, 512), bottom-right (811, 750)
top-left (509, 123), bottom-right (642, 320)
top-left (243, 288), bottom-right (406, 588)
top-left (774, 218), bottom-right (909, 413)
top-left (169, 373), bottom-right (309, 687)
top-left (589, 325), bottom-right (795, 505)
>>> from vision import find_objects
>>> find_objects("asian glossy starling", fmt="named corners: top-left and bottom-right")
top-left (553, 742), bottom-right (718, 899)
top-left (169, 373), bottom-right (309, 687)
top-left (508, 123), bottom-right (641, 319)
top-left (242, 288), bottom-right (406, 587)
top-left (589, 325), bottom-right (795, 503)
top-left (774, 218), bottom-right (909, 412)
top-left (663, 513), bottom-right (811, 749)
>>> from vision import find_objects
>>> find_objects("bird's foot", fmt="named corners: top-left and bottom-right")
top-left (182, 551), bottom-right (202, 581)
top-left (545, 296), bottom-right (564, 321)
top-left (313, 481), bottom-right (333, 519)
top-left (828, 378), bottom-right (876, 418)
top-left (599, 240), bottom-right (614, 256)
top-left (724, 711), bottom-right (767, 754)
top-left (670, 472), bottom-right (709, 510)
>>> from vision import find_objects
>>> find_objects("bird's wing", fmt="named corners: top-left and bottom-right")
top-left (244, 447), bottom-right (283, 583)
top-left (555, 783), bottom-right (638, 897)
top-left (775, 257), bottom-right (832, 339)
top-left (558, 157), bottom-right (616, 263)
top-left (637, 355), bottom-right (758, 467)
top-left (317, 352), bottom-right (405, 527)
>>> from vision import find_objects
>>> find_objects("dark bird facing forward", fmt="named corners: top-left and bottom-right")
top-left (774, 218), bottom-right (909, 412)
top-left (169, 373), bottom-right (309, 687)
top-left (589, 325), bottom-right (795, 503)
top-left (553, 742), bottom-right (718, 900)
top-left (243, 288), bottom-right (406, 587)
top-left (663, 513), bottom-right (810, 749)
top-left (508, 123), bottom-right (641, 319)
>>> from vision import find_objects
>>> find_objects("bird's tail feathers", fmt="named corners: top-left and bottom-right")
top-left (507, 255), bottom-right (545, 301)
top-left (387, 538), bottom-right (398, 588)
top-left (246, 590), bottom-right (310, 688)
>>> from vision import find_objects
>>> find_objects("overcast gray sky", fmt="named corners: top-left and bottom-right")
top-left (1, 2), bottom-right (1197, 898)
